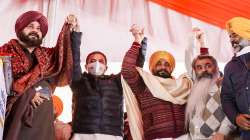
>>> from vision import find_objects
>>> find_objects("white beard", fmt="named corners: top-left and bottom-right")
top-left (185, 76), bottom-right (217, 128)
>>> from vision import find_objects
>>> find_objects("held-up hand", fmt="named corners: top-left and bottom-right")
top-left (130, 24), bottom-right (144, 43)
top-left (66, 14), bottom-right (80, 32)
top-left (192, 27), bottom-right (204, 42)
top-left (236, 114), bottom-right (250, 130)
top-left (31, 92), bottom-right (49, 109)
top-left (212, 132), bottom-right (225, 140)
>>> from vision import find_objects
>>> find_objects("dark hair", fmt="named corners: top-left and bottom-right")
top-left (86, 51), bottom-right (107, 64)
top-left (192, 55), bottom-right (218, 69)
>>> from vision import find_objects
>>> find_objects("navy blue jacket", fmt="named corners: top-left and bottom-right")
top-left (221, 52), bottom-right (250, 139)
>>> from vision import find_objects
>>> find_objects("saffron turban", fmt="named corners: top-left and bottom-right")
top-left (52, 95), bottom-right (64, 118)
top-left (15, 11), bottom-right (48, 37)
top-left (149, 51), bottom-right (175, 73)
top-left (226, 17), bottom-right (250, 40)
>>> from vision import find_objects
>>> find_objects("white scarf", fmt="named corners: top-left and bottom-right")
top-left (136, 67), bottom-right (192, 105)
top-left (236, 46), bottom-right (250, 57)
top-left (121, 67), bottom-right (192, 140)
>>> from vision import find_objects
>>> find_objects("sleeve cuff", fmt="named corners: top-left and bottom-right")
top-left (132, 42), bottom-right (141, 48)
top-left (72, 31), bottom-right (82, 34)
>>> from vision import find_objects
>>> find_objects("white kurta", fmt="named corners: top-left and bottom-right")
top-left (72, 133), bottom-right (122, 140)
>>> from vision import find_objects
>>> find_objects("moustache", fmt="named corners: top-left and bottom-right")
top-left (156, 70), bottom-right (171, 78)
top-left (197, 72), bottom-right (213, 80)
top-left (28, 32), bottom-right (39, 38)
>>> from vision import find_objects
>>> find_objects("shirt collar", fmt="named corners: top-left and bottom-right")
top-left (236, 46), bottom-right (250, 57)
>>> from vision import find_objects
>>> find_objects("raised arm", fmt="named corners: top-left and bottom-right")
top-left (71, 31), bottom-right (82, 82)
top-left (64, 15), bottom-right (82, 83)
top-left (49, 15), bottom-right (82, 87)
top-left (185, 28), bottom-right (206, 80)
top-left (121, 25), bottom-right (146, 95)
top-left (137, 37), bottom-right (147, 68)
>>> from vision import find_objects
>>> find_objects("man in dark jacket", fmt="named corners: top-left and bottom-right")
top-left (69, 28), bottom-right (147, 140)
top-left (221, 17), bottom-right (250, 140)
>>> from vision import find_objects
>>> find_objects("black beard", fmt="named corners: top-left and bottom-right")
top-left (154, 70), bottom-right (171, 78)
top-left (196, 71), bottom-right (213, 80)
top-left (18, 31), bottom-right (43, 47)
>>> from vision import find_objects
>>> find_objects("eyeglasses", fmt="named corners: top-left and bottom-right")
top-left (195, 63), bottom-right (213, 71)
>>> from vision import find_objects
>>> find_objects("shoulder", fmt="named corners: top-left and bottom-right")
top-left (224, 57), bottom-right (242, 73)
top-left (1, 39), bottom-right (16, 49)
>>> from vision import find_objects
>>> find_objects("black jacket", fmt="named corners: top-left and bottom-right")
top-left (221, 52), bottom-right (250, 140)
top-left (69, 35), bottom-right (147, 136)
top-left (71, 73), bottom-right (123, 136)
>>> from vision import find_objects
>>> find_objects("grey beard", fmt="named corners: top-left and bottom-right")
top-left (239, 39), bottom-right (250, 47)
top-left (233, 39), bottom-right (250, 54)
top-left (185, 76), bottom-right (217, 129)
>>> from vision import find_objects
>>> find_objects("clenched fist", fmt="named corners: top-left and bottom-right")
top-left (130, 24), bottom-right (144, 43)
top-left (192, 27), bottom-right (204, 42)
top-left (66, 14), bottom-right (80, 32)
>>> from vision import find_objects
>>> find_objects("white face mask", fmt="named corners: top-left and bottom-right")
top-left (86, 61), bottom-right (106, 76)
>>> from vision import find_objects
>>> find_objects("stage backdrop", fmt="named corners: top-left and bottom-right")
top-left (0, 0), bottom-right (244, 122)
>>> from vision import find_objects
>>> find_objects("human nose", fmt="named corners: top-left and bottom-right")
top-left (200, 66), bottom-right (209, 73)
top-left (32, 28), bottom-right (40, 33)
top-left (159, 64), bottom-right (167, 70)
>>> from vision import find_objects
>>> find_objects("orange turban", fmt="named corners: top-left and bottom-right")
top-left (226, 17), bottom-right (250, 40)
top-left (52, 95), bottom-right (64, 118)
top-left (149, 51), bottom-right (175, 73)
top-left (15, 11), bottom-right (48, 37)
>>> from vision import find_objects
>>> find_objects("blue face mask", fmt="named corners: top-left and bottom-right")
top-left (86, 61), bottom-right (106, 76)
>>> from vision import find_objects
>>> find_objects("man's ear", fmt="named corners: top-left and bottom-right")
top-left (214, 66), bottom-right (220, 76)
top-left (85, 64), bottom-right (88, 71)
top-left (216, 66), bottom-right (219, 73)
top-left (105, 65), bottom-right (108, 72)
top-left (151, 68), bottom-right (156, 75)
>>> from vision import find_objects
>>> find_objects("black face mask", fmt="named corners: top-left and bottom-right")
top-left (196, 71), bottom-right (213, 80)
top-left (18, 31), bottom-right (43, 47)
top-left (155, 70), bottom-right (171, 78)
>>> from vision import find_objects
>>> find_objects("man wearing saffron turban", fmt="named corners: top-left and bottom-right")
top-left (52, 95), bottom-right (64, 118)
top-left (221, 17), bottom-right (250, 140)
top-left (52, 95), bottom-right (73, 140)
top-left (0, 11), bottom-right (81, 140)
top-left (121, 25), bottom-right (192, 140)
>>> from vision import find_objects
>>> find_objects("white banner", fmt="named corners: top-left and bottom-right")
top-left (0, 58), bottom-right (7, 139)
